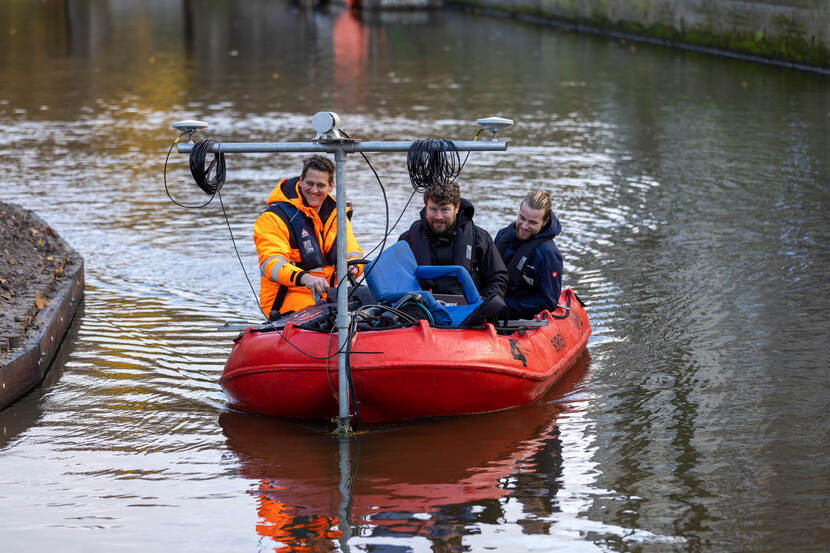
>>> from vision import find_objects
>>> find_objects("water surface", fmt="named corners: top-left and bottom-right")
top-left (1, 2), bottom-right (829, 552)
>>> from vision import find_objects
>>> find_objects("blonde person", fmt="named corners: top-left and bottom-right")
top-left (494, 190), bottom-right (563, 319)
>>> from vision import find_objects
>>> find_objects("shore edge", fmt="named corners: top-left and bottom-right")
top-left (0, 211), bottom-right (84, 411)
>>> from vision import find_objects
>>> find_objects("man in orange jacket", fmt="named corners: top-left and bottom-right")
top-left (254, 155), bottom-right (363, 319)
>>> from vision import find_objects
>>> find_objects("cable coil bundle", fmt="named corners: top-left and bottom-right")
top-left (406, 138), bottom-right (462, 192)
top-left (189, 138), bottom-right (226, 195)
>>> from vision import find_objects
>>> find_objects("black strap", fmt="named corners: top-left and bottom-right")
top-left (408, 220), bottom-right (432, 265)
top-left (505, 237), bottom-right (546, 290)
top-left (269, 285), bottom-right (289, 318)
top-left (408, 220), bottom-right (475, 274)
top-left (454, 221), bottom-right (476, 273)
top-left (264, 202), bottom-right (326, 271)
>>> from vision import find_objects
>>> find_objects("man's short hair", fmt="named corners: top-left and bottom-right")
top-left (302, 155), bottom-right (335, 182)
top-left (424, 182), bottom-right (461, 206)
top-left (522, 189), bottom-right (552, 223)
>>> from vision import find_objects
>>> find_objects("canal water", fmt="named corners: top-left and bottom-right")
top-left (1, 2), bottom-right (828, 551)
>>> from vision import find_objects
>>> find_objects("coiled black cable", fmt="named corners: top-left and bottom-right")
top-left (406, 138), bottom-right (462, 192)
top-left (164, 133), bottom-right (216, 209)
top-left (189, 138), bottom-right (226, 195)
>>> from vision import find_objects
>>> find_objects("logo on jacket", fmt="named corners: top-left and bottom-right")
top-left (300, 228), bottom-right (310, 238)
top-left (302, 239), bottom-right (315, 254)
top-left (516, 255), bottom-right (528, 271)
top-left (466, 244), bottom-right (472, 260)
top-left (551, 271), bottom-right (558, 279)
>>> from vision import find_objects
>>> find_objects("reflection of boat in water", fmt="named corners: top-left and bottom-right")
top-left (219, 353), bottom-right (588, 548)
top-left (221, 280), bottom-right (590, 423)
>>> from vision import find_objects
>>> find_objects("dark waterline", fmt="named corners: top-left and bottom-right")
top-left (1, 1), bottom-right (829, 552)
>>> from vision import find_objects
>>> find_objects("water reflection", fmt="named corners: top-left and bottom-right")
top-left (0, 302), bottom-right (83, 450)
top-left (2, 0), bottom-right (830, 551)
top-left (220, 354), bottom-right (588, 551)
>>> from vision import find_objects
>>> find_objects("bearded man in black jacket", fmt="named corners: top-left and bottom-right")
top-left (398, 182), bottom-right (508, 302)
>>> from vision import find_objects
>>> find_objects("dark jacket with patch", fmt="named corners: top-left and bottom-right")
top-left (398, 198), bottom-right (508, 299)
top-left (494, 214), bottom-right (563, 319)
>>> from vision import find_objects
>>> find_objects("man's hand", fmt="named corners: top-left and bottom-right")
top-left (300, 273), bottom-right (329, 296)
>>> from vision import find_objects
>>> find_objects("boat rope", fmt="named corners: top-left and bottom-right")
top-left (550, 289), bottom-right (573, 319)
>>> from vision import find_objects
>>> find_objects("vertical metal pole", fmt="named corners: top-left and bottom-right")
top-left (337, 435), bottom-right (353, 552)
top-left (334, 148), bottom-right (351, 434)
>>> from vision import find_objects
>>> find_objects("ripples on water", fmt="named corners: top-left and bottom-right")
top-left (2, 1), bottom-right (829, 551)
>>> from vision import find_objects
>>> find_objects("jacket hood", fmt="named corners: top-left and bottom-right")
top-left (267, 177), bottom-right (302, 206)
top-left (456, 198), bottom-right (475, 227)
top-left (538, 212), bottom-right (561, 239)
top-left (499, 210), bottom-right (561, 244)
top-left (267, 177), bottom-right (334, 217)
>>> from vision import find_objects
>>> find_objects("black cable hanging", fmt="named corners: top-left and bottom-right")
top-left (189, 138), bottom-right (226, 195)
top-left (406, 138), bottom-right (462, 192)
top-left (164, 133), bottom-right (217, 209)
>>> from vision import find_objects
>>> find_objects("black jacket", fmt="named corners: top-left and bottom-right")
top-left (398, 199), bottom-right (508, 299)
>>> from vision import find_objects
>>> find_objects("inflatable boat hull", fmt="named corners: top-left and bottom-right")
top-left (220, 289), bottom-right (590, 422)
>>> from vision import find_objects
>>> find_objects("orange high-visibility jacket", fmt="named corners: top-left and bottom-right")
top-left (254, 177), bottom-right (363, 316)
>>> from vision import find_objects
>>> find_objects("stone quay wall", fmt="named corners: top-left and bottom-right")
top-left (449, 0), bottom-right (830, 70)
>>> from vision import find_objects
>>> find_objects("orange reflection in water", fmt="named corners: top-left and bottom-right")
top-left (255, 481), bottom-right (341, 553)
top-left (332, 9), bottom-right (368, 109)
top-left (221, 352), bottom-right (590, 551)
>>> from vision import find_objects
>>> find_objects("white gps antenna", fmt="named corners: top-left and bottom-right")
top-left (476, 116), bottom-right (514, 140)
top-left (311, 111), bottom-right (343, 141)
top-left (172, 120), bottom-right (209, 141)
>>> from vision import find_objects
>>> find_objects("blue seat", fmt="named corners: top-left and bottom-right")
top-left (365, 241), bottom-right (483, 327)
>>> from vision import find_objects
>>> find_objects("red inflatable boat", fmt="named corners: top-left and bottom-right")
top-left (220, 288), bottom-right (590, 423)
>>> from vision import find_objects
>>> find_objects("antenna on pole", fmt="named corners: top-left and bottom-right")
top-left (311, 111), bottom-right (343, 141)
top-left (475, 116), bottom-right (513, 140)
top-left (172, 120), bottom-right (209, 142)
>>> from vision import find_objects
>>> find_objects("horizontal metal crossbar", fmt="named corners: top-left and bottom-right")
top-left (177, 140), bottom-right (507, 154)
